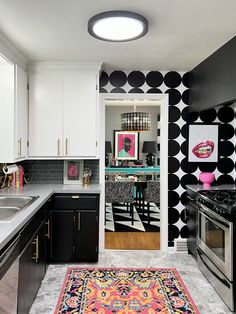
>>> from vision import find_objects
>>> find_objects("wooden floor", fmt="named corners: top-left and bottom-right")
top-left (105, 232), bottom-right (160, 250)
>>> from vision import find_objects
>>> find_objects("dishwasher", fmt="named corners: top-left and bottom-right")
top-left (0, 235), bottom-right (20, 314)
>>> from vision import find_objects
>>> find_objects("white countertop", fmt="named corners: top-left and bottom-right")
top-left (0, 184), bottom-right (101, 250)
top-left (186, 184), bottom-right (236, 192)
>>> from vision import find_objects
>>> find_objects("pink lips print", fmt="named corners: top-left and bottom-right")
top-left (192, 140), bottom-right (214, 158)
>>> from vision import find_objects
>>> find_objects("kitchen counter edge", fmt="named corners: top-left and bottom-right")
top-left (186, 184), bottom-right (236, 193)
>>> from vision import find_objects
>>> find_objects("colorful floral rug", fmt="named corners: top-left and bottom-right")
top-left (54, 267), bottom-right (200, 313)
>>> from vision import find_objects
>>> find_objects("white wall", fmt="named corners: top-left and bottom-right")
top-left (105, 105), bottom-right (160, 162)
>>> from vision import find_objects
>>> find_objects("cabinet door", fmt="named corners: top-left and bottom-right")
top-left (18, 223), bottom-right (46, 314)
top-left (15, 66), bottom-right (28, 159)
top-left (0, 63), bottom-right (15, 162)
top-left (63, 72), bottom-right (98, 157)
top-left (75, 210), bottom-right (98, 261)
top-left (50, 210), bottom-right (74, 261)
top-left (29, 74), bottom-right (63, 156)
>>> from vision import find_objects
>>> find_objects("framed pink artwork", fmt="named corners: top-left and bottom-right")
top-left (188, 123), bottom-right (219, 162)
top-left (114, 130), bottom-right (139, 160)
top-left (64, 160), bottom-right (84, 184)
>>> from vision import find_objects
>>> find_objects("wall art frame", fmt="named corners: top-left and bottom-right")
top-left (114, 130), bottom-right (139, 160)
top-left (64, 160), bottom-right (84, 184)
top-left (188, 123), bottom-right (219, 163)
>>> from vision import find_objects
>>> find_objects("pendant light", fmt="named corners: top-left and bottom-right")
top-left (88, 11), bottom-right (148, 42)
top-left (121, 106), bottom-right (150, 132)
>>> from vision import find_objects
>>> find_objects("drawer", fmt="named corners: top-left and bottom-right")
top-left (19, 206), bottom-right (49, 251)
top-left (53, 194), bottom-right (99, 210)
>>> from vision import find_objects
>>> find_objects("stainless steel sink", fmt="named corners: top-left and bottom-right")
top-left (0, 196), bottom-right (39, 221)
top-left (0, 207), bottom-right (21, 221)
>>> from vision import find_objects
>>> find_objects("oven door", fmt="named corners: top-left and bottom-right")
top-left (197, 203), bottom-right (233, 281)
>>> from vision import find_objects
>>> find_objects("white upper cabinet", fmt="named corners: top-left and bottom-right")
top-left (0, 63), bottom-right (28, 163)
top-left (63, 72), bottom-right (98, 157)
top-left (29, 74), bottom-right (63, 157)
top-left (28, 63), bottom-right (101, 158)
top-left (15, 66), bottom-right (28, 159)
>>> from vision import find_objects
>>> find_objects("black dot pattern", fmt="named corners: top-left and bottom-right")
top-left (146, 71), bottom-right (163, 87)
top-left (164, 72), bottom-right (182, 88)
top-left (128, 71), bottom-right (145, 87)
top-left (100, 70), bottom-right (235, 247)
top-left (218, 106), bottom-right (234, 123)
top-left (110, 71), bottom-right (127, 87)
top-left (199, 109), bottom-right (217, 123)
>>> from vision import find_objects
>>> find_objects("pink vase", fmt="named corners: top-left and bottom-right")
top-left (199, 172), bottom-right (215, 189)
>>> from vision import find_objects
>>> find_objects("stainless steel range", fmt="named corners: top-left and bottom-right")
top-left (197, 190), bottom-right (236, 311)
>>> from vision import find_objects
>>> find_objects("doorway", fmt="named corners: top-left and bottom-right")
top-left (99, 93), bottom-right (168, 252)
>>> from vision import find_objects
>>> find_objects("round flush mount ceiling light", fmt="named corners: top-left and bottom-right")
top-left (88, 11), bottom-right (148, 42)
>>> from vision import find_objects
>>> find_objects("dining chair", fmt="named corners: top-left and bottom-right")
top-left (143, 180), bottom-right (160, 225)
top-left (105, 181), bottom-right (135, 225)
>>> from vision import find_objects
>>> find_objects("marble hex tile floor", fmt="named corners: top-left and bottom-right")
top-left (30, 251), bottom-right (231, 314)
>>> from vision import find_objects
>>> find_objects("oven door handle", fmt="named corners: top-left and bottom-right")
top-left (198, 249), bottom-right (230, 288)
top-left (198, 203), bottom-right (231, 228)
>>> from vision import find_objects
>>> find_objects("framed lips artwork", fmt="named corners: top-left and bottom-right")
top-left (188, 123), bottom-right (219, 163)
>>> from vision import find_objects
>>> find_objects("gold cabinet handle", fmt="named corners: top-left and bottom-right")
top-left (57, 139), bottom-right (60, 156)
top-left (19, 138), bottom-right (21, 157)
top-left (45, 219), bottom-right (50, 239)
top-left (66, 138), bottom-right (68, 156)
top-left (32, 235), bottom-right (39, 263)
top-left (77, 212), bottom-right (81, 231)
top-left (17, 138), bottom-right (21, 157)
top-left (72, 195), bottom-right (80, 199)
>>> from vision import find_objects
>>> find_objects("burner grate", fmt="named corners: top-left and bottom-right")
top-left (199, 190), bottom-right (236, 211)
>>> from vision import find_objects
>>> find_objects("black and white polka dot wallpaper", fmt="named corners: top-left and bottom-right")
top-left (100, 70), bottom-right (235, 247)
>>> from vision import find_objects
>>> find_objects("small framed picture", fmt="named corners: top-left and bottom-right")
top-left (114, 130), bottom-right (139, 160)
top-left (64, 160), bottom-right (84, 184)
top-left (188, 123), bottom-right (219, 162)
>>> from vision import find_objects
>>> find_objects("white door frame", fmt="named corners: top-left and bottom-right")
top-left (99, 93), bottom-right (169, 252)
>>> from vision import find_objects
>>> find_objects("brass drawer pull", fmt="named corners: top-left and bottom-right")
top-left (45, 219), bottom-right (50, 239)
top-left (57, 139), bottom-right (60, 156)
top-left (78, 212), bottom-right (81, 231)
top-left (66, 138), bottom-right (68, 156)
top-left (32, 235), bottom-right (39, 263)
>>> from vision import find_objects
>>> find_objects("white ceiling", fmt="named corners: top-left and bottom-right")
top-left (0, 0), bottom-right (236, 71)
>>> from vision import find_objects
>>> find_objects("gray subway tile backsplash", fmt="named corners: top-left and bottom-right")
top-left (21, 160), bottom-right (99, 184)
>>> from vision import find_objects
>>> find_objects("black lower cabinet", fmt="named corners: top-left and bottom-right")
top-left (50, 210), bottom-right (74, 262)
top-left (75, 210), bottom-right (98, 261)
top-left (17, 222), bottom-right (46, 314)
top-left (50, 194), bottom-right (99, 262)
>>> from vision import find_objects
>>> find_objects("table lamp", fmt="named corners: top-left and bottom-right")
top-left (142, 141), bottom-right (158, 167)
top-left (105, 141), bottom-right (112, 167)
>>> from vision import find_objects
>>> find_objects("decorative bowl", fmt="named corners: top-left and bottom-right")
top-left (133, 160), bottom-right (143, 165)
top-left (199, 172), bottom-right (215, 189)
